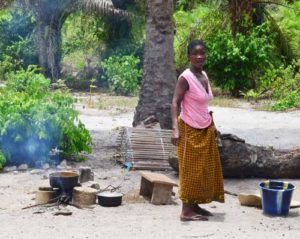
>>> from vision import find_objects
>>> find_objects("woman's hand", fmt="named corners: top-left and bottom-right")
top-left (171, 128), bottom-right (180, 146)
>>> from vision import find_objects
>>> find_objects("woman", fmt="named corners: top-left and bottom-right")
top-left (171, 39), bottom-right (224, 221)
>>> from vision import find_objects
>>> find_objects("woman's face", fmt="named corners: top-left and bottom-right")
top-left (189, 45), bottom-right (207, 70)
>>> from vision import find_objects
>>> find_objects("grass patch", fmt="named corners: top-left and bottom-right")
top-left (252, 101), bottom-right (273, 111)
top-left (210, 96), bottom-right (242, 108)
top-left (97, 95), bottom-right (138, 110)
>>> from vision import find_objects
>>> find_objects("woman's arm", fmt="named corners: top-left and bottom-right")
top-left (171, 76), bottom-right (188, 146)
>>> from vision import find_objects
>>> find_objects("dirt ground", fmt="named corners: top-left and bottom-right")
top-left (1, 96), bottom-right (300, 239)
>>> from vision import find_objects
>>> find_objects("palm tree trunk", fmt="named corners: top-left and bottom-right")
top-left (36, 19), bottom-right (62, 80)
top-left (229, 0), bottom-right (254, 35)
top-left (133, 0), bottom-right (176, 129)
top-left (32, 0), bottom-right (67, 81)
top-left (36, 22), bottom-right (48, 74)
top-left (47, 19), bottom-right (62, 81)
top-left (169, 134), bottom-right (300, 178)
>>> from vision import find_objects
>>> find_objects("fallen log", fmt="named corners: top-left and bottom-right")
top-left (169, 134), bottom-right (300, 178)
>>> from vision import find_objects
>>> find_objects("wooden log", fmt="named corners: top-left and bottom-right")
top-left (169, 133), bottom-right (300, 178)
top-left (35, 190), bottom-right (59, 204)
top-left (132, 166), bottom-right (171, 170)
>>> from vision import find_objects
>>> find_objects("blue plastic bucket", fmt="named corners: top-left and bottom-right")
top-left (259, 180), bottom-right (295, 216)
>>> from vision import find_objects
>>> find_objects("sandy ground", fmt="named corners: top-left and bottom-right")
top-left (1, 102), bottom-right (300, 239)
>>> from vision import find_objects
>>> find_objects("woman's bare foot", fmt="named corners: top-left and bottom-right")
top-left (193, 204), bottom-right (213, 216)
top-left (180, 204), bottom-right (208, 221)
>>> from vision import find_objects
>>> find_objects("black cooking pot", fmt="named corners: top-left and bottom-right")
top-left (49, 171), bottom-right (79, 191)
top-left (97, 191), bottom-right (123, 207)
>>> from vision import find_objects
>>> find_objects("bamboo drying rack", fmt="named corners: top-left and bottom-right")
top-left (117, 127), bottom-right (176, 170)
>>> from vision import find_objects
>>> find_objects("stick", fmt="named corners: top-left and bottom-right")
top-left (22, 196), bottom-right (61, 210)
top-left (22, 202), bottom-right (52, 210)
top-left (66, 202), bottom-right (84, 209)
top-left (225, 190), bottom-right (238, 197)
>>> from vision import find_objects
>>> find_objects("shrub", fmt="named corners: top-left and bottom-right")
top-left (271, 1), bottom-right (300, 59)
top-left (205, 23), bottom-right (275, 96)
top-left (99, 41), bottom-right (144, 87)
top-left (272, 90), bottom-right (300, 111)
top-left (0, 9), bottom-right (38, 79)
top-left (174, 4), bottom-right (213, 72)
top-left (101, 55), bottom-right (142, 96)
top-left (0, 150), bottom-right (6, 169)
top-left (262, 61), bottom-right (300, 111)
top-left (0, 66), bottom-right (92, 167)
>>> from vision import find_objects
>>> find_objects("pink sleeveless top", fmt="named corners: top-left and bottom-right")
top-left (179, 69), bottom-right (213, 129)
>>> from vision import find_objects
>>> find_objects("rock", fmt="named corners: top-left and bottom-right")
top-left (18, 164), bottom-right (29, 171)
top-left (53, 209), bottom-right (72, 216)
top-left (30, 169), bottom-right (44, 175)
top-left (82, 181), bottom-right (100, 190)
top-left (57, 160), bottom-right (67, 169)
top-left (13, 171), bottom-right (18, 175)
top-left (38, 186), bottom-right (53, 191)
top-left (238, 194), bottom-right (262, 207)
top-left (3, 166), bottom-right (17, 172)
top-left (42, 163), bottom-right (50, 170)
top-left (33, 210), bottom-right (46, 214)
top-left (79, 167), bottom-right (94, 183)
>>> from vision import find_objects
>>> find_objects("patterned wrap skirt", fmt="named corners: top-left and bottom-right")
top-left (177, 118), bottom-right (225, 204)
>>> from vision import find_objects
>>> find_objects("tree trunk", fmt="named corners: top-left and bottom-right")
top-left (47, 20), bottom-right (62, 81)
top-left (36, 22), bottom-right (48, 75)
top-left (229, 0), bottom-right (254, 36)
top-left (32, 0), bottom-right (72, 81)
top-left (0, 0), bottom-right (11, 9)
top-left (106, 0), bottom-right (133, 46)
top-left (36, 20), bottom-right (62, 80)
top-left (169, 134), bottom-right (300, 178)
top-left (252, 3), bottom-right (265, 26)
top-left (133, 0), bottom-right (176, 129)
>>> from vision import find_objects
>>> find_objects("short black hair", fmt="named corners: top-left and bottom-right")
top-left (187, 39), bottom-right (207, 56)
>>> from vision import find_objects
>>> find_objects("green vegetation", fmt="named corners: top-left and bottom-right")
top-left (0, 67), bottom-right (92, 167)
top-left (0, 150), bottom-right (6, 169)
top-left (271, 1), bottom-right (300, 59)
top-left (60, 6), bottom-right (144, 90)
top-left (0, 9), bottom-right (38, 80)
top-left (268, 61), bottom-right (300, 111)
top-left (205, 24), bottom-right (275, 96)
top-left (0, 0), bottom-right (300, 169)
top-left (101, 55), bottom-right (142, 96)
top-left (174, 1), bottom-right (300, 109)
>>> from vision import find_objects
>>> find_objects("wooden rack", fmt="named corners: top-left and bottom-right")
top-left (117, 127), bottom-right (176, 170)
